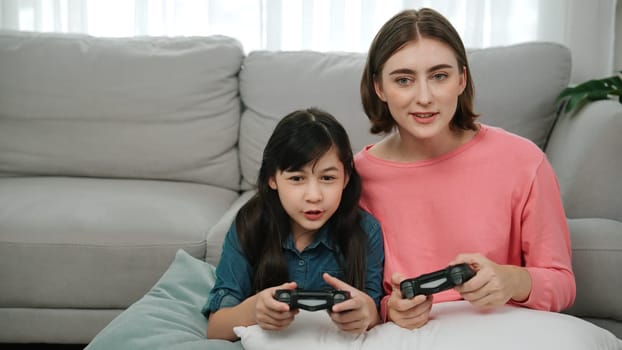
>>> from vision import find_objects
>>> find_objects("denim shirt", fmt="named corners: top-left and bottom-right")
top-left (202, 209), bottom-right (384, 315)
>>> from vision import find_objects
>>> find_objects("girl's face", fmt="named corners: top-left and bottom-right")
top-left (269, 147), bottom-right (348, 240)
top-left (374, 37), bottom-right (466, 143)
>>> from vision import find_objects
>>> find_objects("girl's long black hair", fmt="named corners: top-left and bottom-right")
top-left (236, 108), bottom-right (367, 292)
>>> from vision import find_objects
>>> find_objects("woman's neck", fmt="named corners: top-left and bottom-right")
top-left (375, 125), bottom-right (479, 162)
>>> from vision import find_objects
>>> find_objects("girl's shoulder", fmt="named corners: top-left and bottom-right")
top-left (357, 208), bottom-right (381, 234)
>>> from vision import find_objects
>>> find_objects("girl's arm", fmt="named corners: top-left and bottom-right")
top-left (207, 281), bottom-right (299, 341)
top-left (207, 294), bottom-right (259, 340)
top-left (323, 273), bottom-right (381, 332)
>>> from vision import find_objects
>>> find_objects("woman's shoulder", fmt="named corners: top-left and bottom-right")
top-left (481, 124), bottom-right (545, 160)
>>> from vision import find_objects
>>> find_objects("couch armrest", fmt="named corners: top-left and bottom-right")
top-left (205, 191), bottom-right (255, 267)
top-left (545, 99), bottom-right (622, 221)
top-left (563, 218), bottom-right (622, 322)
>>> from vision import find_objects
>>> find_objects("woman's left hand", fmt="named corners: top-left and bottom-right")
top-left (322, 272), bottom-right (381, 333)
top-left (451, 253), bottom-right (532, 309)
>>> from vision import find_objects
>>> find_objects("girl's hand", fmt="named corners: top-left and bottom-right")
top-left (322, 272), bottom-right (381, 333)
top-left (255, 281), bottom-right (299, 330)
top-left (451, 253), bottom-right (532, 309)
top-left (385, 272), bottom-right (433, 329)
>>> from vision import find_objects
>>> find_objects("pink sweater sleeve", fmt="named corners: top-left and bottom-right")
top-left (511, 157), bottom-right (576, 311)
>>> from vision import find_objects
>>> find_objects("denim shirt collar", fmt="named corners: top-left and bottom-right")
top-left (282, 224), bottom-right (334, 252)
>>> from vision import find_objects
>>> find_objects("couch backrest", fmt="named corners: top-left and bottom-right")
top-left (0, 31), bottom-right (244, 190)
top-left (238, 50), bottom-right (380, 190)
top-left (238, 42), bottom-right (572, 189)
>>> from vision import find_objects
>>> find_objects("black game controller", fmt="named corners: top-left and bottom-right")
top-left (274, 289), bottom-right (351, 311)
top-left (400, 263), bottom-right (476, 299)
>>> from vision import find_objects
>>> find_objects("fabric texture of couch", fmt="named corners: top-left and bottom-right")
top-left (0, 31), bottom-right (620, 345)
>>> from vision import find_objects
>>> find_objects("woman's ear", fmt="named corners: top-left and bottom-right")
top-left (268, 176), bottom-right (277, 190)
top-left (343, 172), bottom-right (350, 189)
top-left (373, 75), bottom-right (387, 102)
top-left (459, 66), bottom-right (467, 94)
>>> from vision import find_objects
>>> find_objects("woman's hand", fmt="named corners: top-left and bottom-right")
top-left (322, 272), bottom-right (381, 333)
top-left (385, 272), bottom-right (433, 329)
top-left (451, 253), bottom-right (532, 309)
top-left (255, 281), bottom-right (299, 330)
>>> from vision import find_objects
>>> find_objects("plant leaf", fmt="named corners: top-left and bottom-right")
top-left (557, 73), bottom-right (622, 113)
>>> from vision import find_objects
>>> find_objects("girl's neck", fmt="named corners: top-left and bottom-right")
top-left (292, 229), bottom-right (316, 252)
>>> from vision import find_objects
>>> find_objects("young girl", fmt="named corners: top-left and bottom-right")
top-left (356, 8), bottom-right (575, 329)
top-left (204, 108), bottom-right (384, 340)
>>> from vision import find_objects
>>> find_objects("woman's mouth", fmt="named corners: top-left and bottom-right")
top-left (412, 112), bottom-right (437, 123)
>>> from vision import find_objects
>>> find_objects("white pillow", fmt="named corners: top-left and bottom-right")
top-left (235, 301), bottom-right (622, 350)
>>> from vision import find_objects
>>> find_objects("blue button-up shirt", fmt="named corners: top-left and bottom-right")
top-left (203, 209), bottom-right (384, 315)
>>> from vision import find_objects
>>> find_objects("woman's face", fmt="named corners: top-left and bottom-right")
top-left (374, 37), bottom-right (466, 142)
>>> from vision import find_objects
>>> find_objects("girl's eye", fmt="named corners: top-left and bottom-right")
top-left (288, 176), bottom-right (303, 182)
top-left (321, 175), bottom-right (336, 182)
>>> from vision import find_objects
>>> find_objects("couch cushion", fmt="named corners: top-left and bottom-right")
top-left (238, 50), bottom-right (381, 190)
top-left (545, 100), bottom-right (622, 221)
top-left (564, 218), bottom-right (622, 323)
top-left (0, 32), bottom-right (243, 190)
top-left (238, 42), bottom-right (571, 189)
top-left (469, 42), bottom-right (571, 150)
top-left (0, 177), bottom-right (238, 309)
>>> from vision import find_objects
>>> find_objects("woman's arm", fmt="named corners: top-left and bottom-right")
top-left (515, 158), bottom-right (575, 311)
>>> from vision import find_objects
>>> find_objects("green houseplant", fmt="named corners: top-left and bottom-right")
top-left (556, 71), bottom-right (622, 114)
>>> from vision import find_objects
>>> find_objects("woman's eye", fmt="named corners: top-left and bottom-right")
top-left (432, 73), bottom-right (448, 81)
top-left (395, 77), bottom-right (411, 86)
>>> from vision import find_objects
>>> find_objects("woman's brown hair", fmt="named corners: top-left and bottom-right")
top-left (361, 8), bottom-right (478, 134)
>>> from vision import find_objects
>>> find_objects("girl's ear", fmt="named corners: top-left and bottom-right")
top-left (373, 75), bottom-right (387, 102)
top-left (268, 176), bottom-right (278, 190)
top-left (343, 172), bottom-right (350, 189)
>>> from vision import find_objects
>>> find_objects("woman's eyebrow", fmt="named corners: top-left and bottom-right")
top-left (388, 63), bottom-right (455, 75)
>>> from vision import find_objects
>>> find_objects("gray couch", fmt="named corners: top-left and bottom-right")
top-left (0, 31), bottom-right (620, 345)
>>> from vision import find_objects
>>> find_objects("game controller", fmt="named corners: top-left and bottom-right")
top-left (400, 263), bottom-right (476, 299)
top-left (274, 289), bottom-right (351, 311)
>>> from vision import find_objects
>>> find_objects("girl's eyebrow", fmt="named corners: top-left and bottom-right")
top-left (311, 165), bottom-right (341, 174)
top-left (388, 63), bottom-right (455, 75)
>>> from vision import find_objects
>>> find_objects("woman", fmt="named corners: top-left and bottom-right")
top-left (355, 8), bottom-right (575, 330)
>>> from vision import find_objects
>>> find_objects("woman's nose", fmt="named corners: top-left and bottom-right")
top-left (414, 81), bottom-right (432, 105)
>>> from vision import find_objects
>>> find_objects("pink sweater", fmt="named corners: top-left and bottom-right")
top-left (355, 125), bottom-right (575, 320)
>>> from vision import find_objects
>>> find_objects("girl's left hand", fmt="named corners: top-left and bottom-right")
top-left (450, 253), bottom-right (532, 309)
top-left (322, 272), bottom-right (381, 333)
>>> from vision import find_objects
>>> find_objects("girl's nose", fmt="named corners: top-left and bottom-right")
top-left (304, 181), bottom-right (322, 202)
